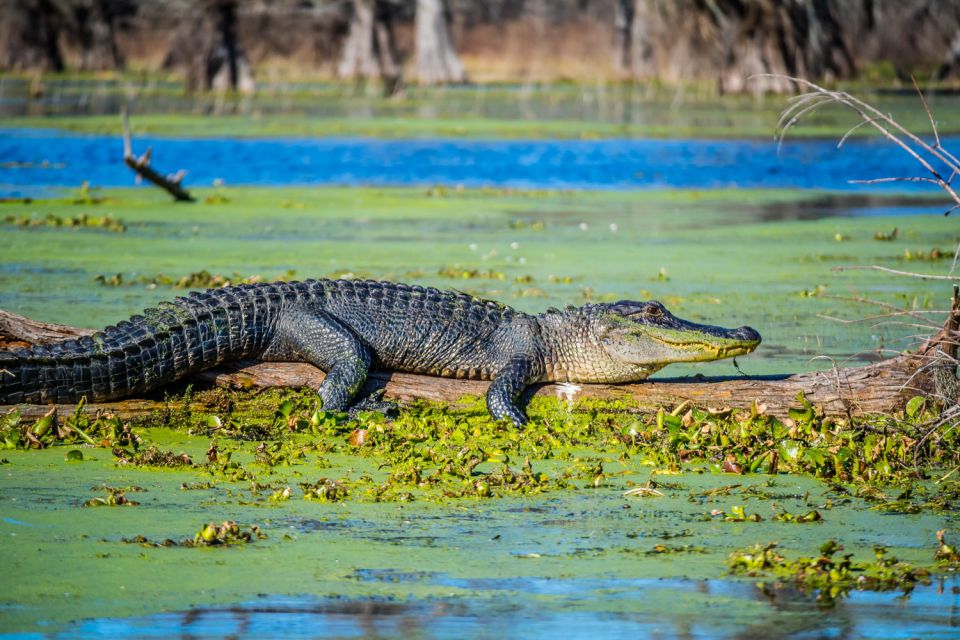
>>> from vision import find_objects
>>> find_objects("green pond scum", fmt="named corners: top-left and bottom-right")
top-left (2, 382), bottom-right (960, 631)
top-left (1, 186), bottom-right (959, 635)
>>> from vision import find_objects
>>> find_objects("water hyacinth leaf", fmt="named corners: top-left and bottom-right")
top-left (722, 455), bottom-right (744, 474)
top-left (65, 449), bottom-right (83, 462)
top-left (347, 429), bottom-right (368, 447)
top-left (803, 448), bottom-right (826, 467)
top-left (779, 440), bottom-right (802, 461)
top-left (33, 408), bottom-right (57, 438)
top-left (788, 405), bottom-right (814, 424)
top-left (276, 399), bottom-right (294, 419)
top-left (906, 396), bottom-right (926, 418)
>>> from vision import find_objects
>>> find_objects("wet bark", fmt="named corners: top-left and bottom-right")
top-left (415, 0), bottom-right (465, 84)
top-left (337, 0), bottom-right (401, 91)
top-left (0, 309), bottom-right (948, 421)
top-left (162, 0), bottom-right (255, 93)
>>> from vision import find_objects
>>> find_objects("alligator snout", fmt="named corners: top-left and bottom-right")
top-left (730, 326), bottom-right (762, 343)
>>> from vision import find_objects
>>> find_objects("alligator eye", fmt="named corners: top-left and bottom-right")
top-left (643, 304), bottom-right (664, 318)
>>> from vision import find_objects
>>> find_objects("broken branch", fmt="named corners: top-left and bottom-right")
top-left (122, 108), bottom-right (195, 202)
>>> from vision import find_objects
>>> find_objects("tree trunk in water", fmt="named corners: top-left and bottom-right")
top-left (338, 0), bottom-right (400, 90)
top-left (71, 0), bottom-right (124, 71)
top-left (626, 0), bottom-right (856, 94)
top-left (415, 0), bottom-right (466, 84)
top-left (163, 0), bottom-right (254, 94)
top-left (0, 0), bottom-right (64, 72)
top-left (1, 309), bottom-right (953, 422)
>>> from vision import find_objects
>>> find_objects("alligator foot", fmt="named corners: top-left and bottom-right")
top-left (347, 389), bottom-right (399, 419)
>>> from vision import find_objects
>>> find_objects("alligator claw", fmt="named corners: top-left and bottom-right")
top-left (347, 389), bottom-right (399, 419)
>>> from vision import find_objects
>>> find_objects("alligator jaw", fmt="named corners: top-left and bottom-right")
top-left (653, 336), bottom-right (761, 362)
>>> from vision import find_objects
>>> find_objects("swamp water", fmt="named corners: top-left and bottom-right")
top-left (1, 124), bottom-right (959, 636)
top-left (2, 129), bottom-right (960, 194)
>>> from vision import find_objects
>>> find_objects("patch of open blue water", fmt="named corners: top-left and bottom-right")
top-left (0, 128), bottom-right (954, 195)
top-left (33, 577), bottom-right (960, 639)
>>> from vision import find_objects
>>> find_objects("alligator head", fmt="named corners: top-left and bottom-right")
top-left (539, 299), bottom-right (760, 383)
top-left (595, 300), bottom-right (761, 371)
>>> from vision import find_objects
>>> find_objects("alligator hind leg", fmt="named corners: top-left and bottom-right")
top-left (487, 355), bottom-right (544, 427)
top-left (262, 308), bottom-right (372, 413)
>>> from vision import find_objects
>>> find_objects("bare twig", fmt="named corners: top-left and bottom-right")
top-left (838, 117), bottom-right (881, 148)
top-left (122, 108), bottom-right (195, 202)
top-left (760, 74), bottom-right (960, 210)
top-left (849, 176), bottom-right (944, 186)
top-left (831, 265), bottom-right (960, 281)
top-left (912, 75), bottom-right (942, 150)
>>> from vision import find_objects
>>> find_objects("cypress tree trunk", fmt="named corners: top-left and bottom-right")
top-left (338, 0), bottom-right (400, 88)
top-left (625, 0), bottom-right (856, 93)
top-left (415, 0), bottom-right (465, 84)
top-left (163, 0), bottom-right (255, 94)
top-left (72, 0), bottom-right (125, 71)
top-left (0, 0), bottom-right (65, 72)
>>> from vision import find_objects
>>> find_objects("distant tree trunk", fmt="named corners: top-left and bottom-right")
top-left (625, 0), bottom-right (856, 94)
top-left (415, 0), bottom-right (466, 84)
top-left (613, 0), bottom-right (635, 75)
top-left (0, 0), bottom-right (64, 72)
top-left (163, 0), bottom-right (255, 94)
top-left (338, 0), bottom-right (401, 91)
top-left (627, 0), bottom-right (655, 79)
top-left (71, 0), bottom-right (125, 71)
top-left (938, 30), bottom-right (960, 80)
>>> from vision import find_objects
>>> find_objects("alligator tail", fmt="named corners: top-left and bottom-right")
top-left (0, 285), bottom-right (285, 405)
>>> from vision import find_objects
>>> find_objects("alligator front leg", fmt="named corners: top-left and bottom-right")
top-left (487, 355), bottom-right (544, 426)
top-left (263, 308), bottom-right (372, 412)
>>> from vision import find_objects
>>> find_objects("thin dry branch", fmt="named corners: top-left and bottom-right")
top-left (912, 75), bottom-right (942, 150)
top-left (122, 108), bottom-right (195, 202)
top-left (831, 265), bottom-right (960, 281)
top-left (759, 74), bottom-right (960, 210)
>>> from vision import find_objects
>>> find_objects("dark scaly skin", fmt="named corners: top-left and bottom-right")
top-left (0, 279), bottom-right (762, 425)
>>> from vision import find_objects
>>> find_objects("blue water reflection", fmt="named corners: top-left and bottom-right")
top-left (45, 576), bottom-right (960, 639)
top-left (0, 129), bottom-right (953, 194)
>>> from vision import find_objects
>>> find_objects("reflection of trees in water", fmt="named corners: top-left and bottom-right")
top-left (755, 194), bottom-right (941, 223)
top-left (172, 600), bottom-right (427, 638)
top-left (118, 579), bottom-right (960, 639)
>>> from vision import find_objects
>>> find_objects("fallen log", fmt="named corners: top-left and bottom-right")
top-left (0, 308), bottom-right (949, 421)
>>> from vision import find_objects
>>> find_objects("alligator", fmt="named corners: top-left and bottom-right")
top-left (0, 279), bottom-right (761, 425)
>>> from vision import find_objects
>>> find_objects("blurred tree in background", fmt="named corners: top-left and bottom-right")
top-left (1, 0), bottom-right (959, 93)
